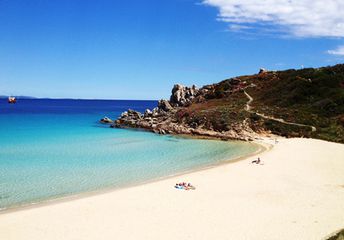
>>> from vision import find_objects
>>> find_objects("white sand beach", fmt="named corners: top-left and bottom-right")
top-left (0, 138), bottom-right (343, 240)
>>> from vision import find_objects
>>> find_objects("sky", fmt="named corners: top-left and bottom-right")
top-left (0, 0), bottom-right (344, 100)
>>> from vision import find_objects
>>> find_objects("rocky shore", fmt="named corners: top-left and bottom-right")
top-left (100, 64), bottom-right (344, 143)
top-left (108, 83), bottom-right (259, 141)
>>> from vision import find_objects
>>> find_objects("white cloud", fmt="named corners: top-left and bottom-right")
top-left (202, 0), bottom-right (344, 38)
top-left (327, 45), bottom-right (344, 55)
top-left (228, 24), bottom-right (252, 31)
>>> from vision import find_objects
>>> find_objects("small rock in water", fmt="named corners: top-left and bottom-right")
top-left (100, 116), bottom-right (113, 123)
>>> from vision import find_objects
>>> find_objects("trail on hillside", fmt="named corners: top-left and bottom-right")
top-left (244, 91), bottom-right (317, 132)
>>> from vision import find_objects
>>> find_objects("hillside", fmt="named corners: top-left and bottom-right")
top-left (112, 64), bottom-right (344, 143)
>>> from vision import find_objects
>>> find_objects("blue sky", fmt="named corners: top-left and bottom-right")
top-left (1, 0), bottom-right (343, 100)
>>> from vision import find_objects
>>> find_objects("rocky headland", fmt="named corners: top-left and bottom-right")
top-left (111, 82), bottom-right (258, 141)
top-left (103, 64), bottom-right (344, 143)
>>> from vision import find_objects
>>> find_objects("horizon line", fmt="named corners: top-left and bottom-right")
top-left (0, 96), bottom-right (158, 101)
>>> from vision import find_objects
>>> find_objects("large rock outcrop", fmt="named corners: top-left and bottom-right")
top-left (170, 84), bottom-right (199, 107)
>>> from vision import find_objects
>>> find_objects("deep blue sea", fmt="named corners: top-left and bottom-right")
top-left (0, 99), bottom-right (260, 210)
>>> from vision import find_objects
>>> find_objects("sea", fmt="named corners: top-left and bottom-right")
top-left (0, 99), bottom-right (260, 210)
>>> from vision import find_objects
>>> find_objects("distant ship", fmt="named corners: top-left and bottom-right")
top-left (8, 96), bottom-right (16, 104)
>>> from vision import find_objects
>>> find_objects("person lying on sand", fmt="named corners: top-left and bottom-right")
top-left (174, 182), bottom-right (196, 190)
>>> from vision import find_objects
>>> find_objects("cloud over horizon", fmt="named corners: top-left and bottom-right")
top-left (327, 45), bottom-right (344, 56)
top-left (202, 0), bottom-right (344, 38)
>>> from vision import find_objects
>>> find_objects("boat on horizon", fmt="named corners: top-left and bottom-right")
top-left (8, 96), bottom-right (17, 104)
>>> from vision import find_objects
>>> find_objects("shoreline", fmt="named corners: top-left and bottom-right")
top-left (0, 138), bottom-right (270, 215)
top-left (1, 137), bottom-right (343, 240)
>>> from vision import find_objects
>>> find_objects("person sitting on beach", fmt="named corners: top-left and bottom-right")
top-left (252, 157), bottom-right (261, 164)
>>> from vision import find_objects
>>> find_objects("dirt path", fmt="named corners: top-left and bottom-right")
top-left (244, 91), bottom-right (317, 132)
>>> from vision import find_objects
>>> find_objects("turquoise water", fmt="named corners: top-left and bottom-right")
top-left (0, 99), bottom-right (260, 210)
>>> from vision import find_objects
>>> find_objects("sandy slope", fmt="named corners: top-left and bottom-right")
top-left (0, 138), bottom-right (343, 240)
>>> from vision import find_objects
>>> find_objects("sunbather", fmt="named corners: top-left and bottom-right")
top-left (174, 182), bottom-right (196, 190)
